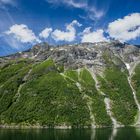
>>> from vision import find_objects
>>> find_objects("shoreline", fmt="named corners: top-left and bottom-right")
top-left (0, 124), bottom-right (126, 129)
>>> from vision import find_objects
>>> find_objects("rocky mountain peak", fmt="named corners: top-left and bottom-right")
top-left (0, 41), bottom-right (140, 73)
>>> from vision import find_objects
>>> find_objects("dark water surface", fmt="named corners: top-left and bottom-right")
top-left (0, 127), bottom-right (140, 140)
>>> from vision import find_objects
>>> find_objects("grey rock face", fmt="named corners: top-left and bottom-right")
top-left (0, 40), bottom-right (140, 74)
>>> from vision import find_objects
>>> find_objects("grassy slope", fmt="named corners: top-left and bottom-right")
top-left (97, 51), bottom-right (137, 125)
top-left (0, 60), bottom-right (91, 128)
top-left (0, 57), bottom-right (138, 127)
top-left (0, 60), bottom-right (30, 86)
top-left (0, 60), bottom-right (32, 115)
top-left (65, 69), bottom-right (112, 126)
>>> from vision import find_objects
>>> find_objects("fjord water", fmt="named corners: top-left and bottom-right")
top-left (0, 127), bottom-right (140, 140)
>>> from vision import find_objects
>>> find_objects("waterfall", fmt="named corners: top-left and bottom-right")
top-left (104, 98), bottom-right (120, 128)
top-left (61, 71), bottom-right (96, 128)
top-left (128, 76), bottom-right (140, 125)
top-left (83, 94), bottom-right (96, 128)
top-left (77, 69), bottom-right (96, 128)
top-left (125, 62), bottom-right (140, 125)
top-left (128, 77), bottom-right (140, 111)
top-left (88, 68), bottom-right (120, 128)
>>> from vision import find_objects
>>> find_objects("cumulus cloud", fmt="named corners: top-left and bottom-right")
top-left (81, 27), bottom-right (107, 43)
top-left (52, 20), bottom-right (82, 42)
top-left (39, 28), bottom-right (52, 39)
top-left (108, 13), bottom-right (140, 42)
top-left (5, 24), bottom-right (40, 44)
top-left (46, 0), bottom-right (105, 20)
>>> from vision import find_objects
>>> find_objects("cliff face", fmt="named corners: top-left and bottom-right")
top-left (0, 41), bottom-right (140, 128)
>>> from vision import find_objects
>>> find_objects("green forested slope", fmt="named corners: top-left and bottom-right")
top-left (132, 64), bottom-right (140, 104)
top-left (98, 66), bottom-right (137, 125)
top-left (0, 58), bottom-right (139, 128)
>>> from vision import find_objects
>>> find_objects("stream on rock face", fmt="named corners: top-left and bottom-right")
top-left (125, 62), bottom-right (140, 125)
top-left (128, 76), bottom-right (140, 125)
top-left (88, 69), bottom-right (120, 128)
top-left (104, 98), bottom-right (120, 128)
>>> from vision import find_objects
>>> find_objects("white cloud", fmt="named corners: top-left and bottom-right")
top-left (0, 0), bottom-right (14, 4)
top-left (46, 0), bottom-right (105, 20)
top-left (66, 0), bottom-right (86, 8)
top-left (0, 0), bottom-right (16, 7)
top-left (47, 0), bottom-right (87, 8)
top-left (3, 35), bottom-right (25, 49)
top-left (39, 28), bottom-right (52, 39)
top-left (108, 13), bottom-right (140, 42)
top-left (5, 24), bottom-right (40, 44)
top-left (81, 27), bottom-right (107, 43)
top-left (87, 7), bottom-right (105, 20)
top-left (52, 20), bottom-right (82, 42)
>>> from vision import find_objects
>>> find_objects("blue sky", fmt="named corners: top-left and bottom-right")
top-left (0, 0), bottom-right (140, 56)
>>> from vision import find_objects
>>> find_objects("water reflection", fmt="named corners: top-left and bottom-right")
top-left (0, 127), bottom-right (140, 140)
top-left (110, 128), bottom-right (118, 140)
top-left (136, 127), bottom-right (140, 138)
top-left (90, 129), bottom-right (96, 140)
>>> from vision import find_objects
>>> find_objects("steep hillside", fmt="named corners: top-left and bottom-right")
top-left (0, 41), bottom-right (140, 128)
